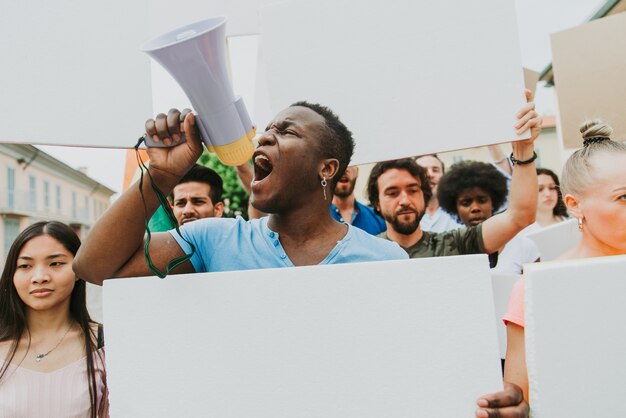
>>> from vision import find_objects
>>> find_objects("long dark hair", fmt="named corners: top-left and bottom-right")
top-left (0, 221), bottom-right (105, 417)
top-left (537, 168), bottom-right (568, 219)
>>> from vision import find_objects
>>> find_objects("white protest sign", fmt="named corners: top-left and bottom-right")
top-left (526, 219), bottom-right (580, 261)
top-left (104, 256), bottom-right (502, 417)
top-left (0, 1), bottom-right (153, 148)
top-left (525, 255), bottom-right (626, 418)
top-left (491, 273), bottom-right (520, 359)
top-left (255, 0), bottom-right (527, 165)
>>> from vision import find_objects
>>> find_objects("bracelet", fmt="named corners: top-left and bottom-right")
top-left (493, 157), bottom-right (508, 165)
top-left (509, 151), bottom-right (537, 166)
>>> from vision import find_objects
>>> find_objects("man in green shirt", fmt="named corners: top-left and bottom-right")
top-left (367, 158), bottom-right (498, 263)
top-left (367, 100), bottom-right (541, 261)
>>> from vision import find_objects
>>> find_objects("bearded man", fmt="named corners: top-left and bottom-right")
top-left (367, 139), bottom-right (538, 264)
top-left (331, 166), bottom-right (386, 235)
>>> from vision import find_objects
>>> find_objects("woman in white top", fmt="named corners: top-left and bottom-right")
top-left (0, 221), bottom-right (108, 417)
top-left (524, 167), bottom-right (569, 234)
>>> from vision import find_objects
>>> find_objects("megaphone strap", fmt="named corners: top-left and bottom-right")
top-left (134, 137), bottom-right (196, 278)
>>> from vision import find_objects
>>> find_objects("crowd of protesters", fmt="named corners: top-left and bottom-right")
top-left (2, 88), bottom-right (624, 417)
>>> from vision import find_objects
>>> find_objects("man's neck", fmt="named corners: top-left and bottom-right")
top-left (267, 203), bottom-right (347, 266)
top-left (426, 196), bottom-right (439, 216)
top-left (332, 194), bottom-right (356, 211)
top-left (385, 223), bottom-right (423, 248)
top-left (332, 194), bottom-right (356, 224)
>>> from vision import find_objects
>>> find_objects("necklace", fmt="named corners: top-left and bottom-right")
top-left (34, 323), bottom-right (73, 362)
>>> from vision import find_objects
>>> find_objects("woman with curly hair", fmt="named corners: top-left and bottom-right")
top-left (504, 119), bottom-right (626, 401)
top-left (0, 221), bottom-right (109, 417)
top-left (437, 160), bottom-right (540, 275)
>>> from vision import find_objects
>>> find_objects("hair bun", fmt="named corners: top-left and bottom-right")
top-left (579, 119), bottom-right (613, 147)
top-left (583, 136), bottom-right (611, 147)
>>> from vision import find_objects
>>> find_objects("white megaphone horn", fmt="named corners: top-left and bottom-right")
top-left (141, 17), bottom-right (255, 166)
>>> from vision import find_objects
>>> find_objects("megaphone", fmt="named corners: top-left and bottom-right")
top-left (141, 17), bottom-right (255, 166)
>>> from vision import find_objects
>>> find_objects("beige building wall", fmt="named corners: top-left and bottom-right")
top-left (0, 144), bottom-right (115, 259)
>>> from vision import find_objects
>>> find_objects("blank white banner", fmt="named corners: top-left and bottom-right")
top-left (526, 219), bottom-right (580, 262)
top-left (0, 1), bottom-right (153, 148)
top-left (104, 255), bottom-right (502, 417)
top-left (525, 255), bottom-right (626, 417)
top-left (255, 0), bottom-right (527, 164)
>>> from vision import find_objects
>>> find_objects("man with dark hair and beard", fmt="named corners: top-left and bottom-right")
top-left (367, 158), bottom-right (497, 264)
top-left (368, 137), bottom-right (539, 263)
top-left (366, 96), bottom-right (541, 264)
top-left (330, 166), bottom-right (386, 235)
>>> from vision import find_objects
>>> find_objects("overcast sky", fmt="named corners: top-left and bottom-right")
top-left (36, 0), bottom-right (607, 196)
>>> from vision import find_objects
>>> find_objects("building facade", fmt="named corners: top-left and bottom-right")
top-left (0, 144), bottom-right (115, 259)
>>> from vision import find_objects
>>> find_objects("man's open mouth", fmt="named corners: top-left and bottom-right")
top-left (253, 152), bottom-right (274, 182)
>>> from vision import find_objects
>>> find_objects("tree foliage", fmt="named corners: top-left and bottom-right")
top-left (198, 151), bottom-right (249, 219)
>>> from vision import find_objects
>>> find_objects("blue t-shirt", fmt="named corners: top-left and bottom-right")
top-left (169, 216), bottom-right (407, 273)
top-left (330, 200), bottom-right (387, 235)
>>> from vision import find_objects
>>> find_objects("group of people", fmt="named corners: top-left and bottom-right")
top-left (1, 90), bottom-right (624, 417)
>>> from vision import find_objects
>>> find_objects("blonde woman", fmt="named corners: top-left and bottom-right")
top-left (503, 119), bottom-right (626, 400)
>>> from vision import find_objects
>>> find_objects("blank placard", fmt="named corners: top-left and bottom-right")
top-left (104, 255), bottom-right (502, 417)
top-left (525, 255), bottom-right (626, 417)
top-left (526, 219), bottom-right (580, 261)
top-left (0, 1), bottom-right (152, 148)
top-left (255, 0), bottom-right (527, 164)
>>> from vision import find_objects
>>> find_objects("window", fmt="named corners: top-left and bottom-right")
top-left (28, 176), bottom-right (36, 210)
top-left (3, 218), bottom-right (20, 258)
top-left (7, 167), bottom-right (15, 209)
top-left (84, 196), bottom-right (89, 220)
top-left (56, 185), bottom-right (62, 211)
top-left (72, 191), bottom-right (77, 218)
top-left (43, 181), bottom-right (50, 209)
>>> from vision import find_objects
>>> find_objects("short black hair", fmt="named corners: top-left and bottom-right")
top-left (367, 158), bottom-right (433, 215)
top-left (437, 160), bottom-right (508, 217)
top-left (537, 167), bottom-right (568, 219)
top-left (290, 101), bottom-right (354, 187)
top-left (173, 164), bottom-right (223, 204)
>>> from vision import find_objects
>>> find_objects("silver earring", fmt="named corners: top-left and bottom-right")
top-left (577, 217), bottom-right (583, 231)
top-left (321, 177), bottom-right (328, 201)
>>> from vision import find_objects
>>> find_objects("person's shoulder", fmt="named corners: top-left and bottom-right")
top-left (348, 226), bottom-right (408, 260)
top-left (423, 228), bottom-right (452, 243)
top-left (430, 225), bottom-right (479, 250)
top-left (176, 216), bottom-right (247, 235)
top-left (437, 224), bottom-right (479, 239)
top-left (0, 339), bottom-right (13, 359)
top-left (355, 200), bottom-right (376, 215)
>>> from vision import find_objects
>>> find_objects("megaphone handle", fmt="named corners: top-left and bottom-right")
top-left (142, 133), bottom-right (188, 148)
